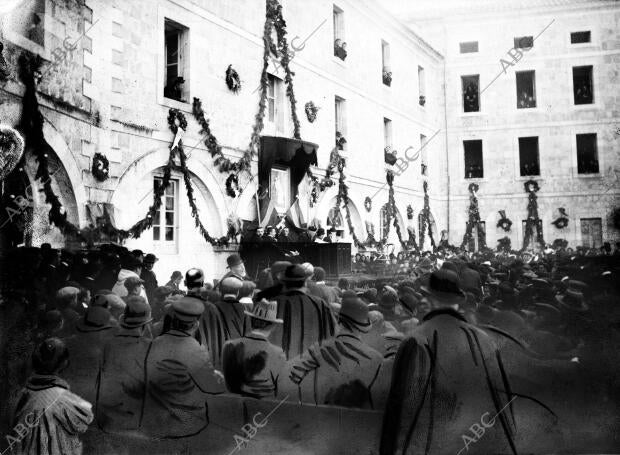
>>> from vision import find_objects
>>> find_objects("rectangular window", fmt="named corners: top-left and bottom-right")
top-left (418, 66), bottom-right (426, 106)
top-left (580, 218), bottom-right (602, 249)
top-left (420, 134), bottom-right (428, 175)
top-left (164, 19), bottom-right (189, 102)
top-left (335, 96), bottom-right (346, 150)
top-left (571, 31), bottom-right (591, 44)
top-left (333, 5), bottom-right (346, 60)
top-left (459, 41), bottom-right (478, 53)
top-left (9, 0), bottom-right (45, 46)
top-left (573, 65), bottom-right (594, 104)
top-left (153, 178), bottom-right (177, 242)
top-left (519, 137), bottom-right (540, 176)
top-left (266, 74), bottom-right (284, 134)
top-left (514, 36), bottom-right (533, 50)
top-left (462, 75), bottom-right (480, 112)
top-left (464, 139), bottom-right (483, 178)
top-left (516, 70), bottom-right (536, 109)
top-left (383, 118), bottom-right (392, 150)
top-left (382, 40), bottom-right (391, 86)
top-left (576, 133), bottom-right (599, 174)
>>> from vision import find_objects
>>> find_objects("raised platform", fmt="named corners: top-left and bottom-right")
top-left (239, 242), bottom-right (351, 278)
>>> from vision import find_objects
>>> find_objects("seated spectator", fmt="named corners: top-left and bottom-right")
top-left (222, 299), bottom-right (286, 399)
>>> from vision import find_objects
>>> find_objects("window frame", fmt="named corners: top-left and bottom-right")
top-left (459, 41), bottom-right (479, 54)
top-left (163, 18), bottom-right (190, 104)
top-left (570, 31), bottom-right (591, 45)
top-left (461, 74), bottom-right (481, 113)
top-left (418, 65), bottom-right (426, 107)
top-left (383, 117), bottom-right (393, 151)
top-left (335, 95), bottom-right (347, 149)
top-left (420, 134), bottom-right (428, 176)
top-left (515, 70), bottom-right (537, 109)
top-left (514, 36), bottom-right (534, 50)
top-left (575, 133), bottom-right (599, 175)
top-left (463, 139), bottom-right (484, 179)
top-left (152, 177), bottom-right (179, 251)
top-left (333, 4), bottom-right (346, 62)
top-left (572, 65), bottom-right (594, 106)
top-left (579, 217), bottom-right (602, 249)
top-left (518, 136), bottom-right (540, 177)
top-left (265, 73), bottom-right (285, 135)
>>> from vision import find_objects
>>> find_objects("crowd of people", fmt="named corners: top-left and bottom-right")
top-left (0, 241), bottom-right (619, 454)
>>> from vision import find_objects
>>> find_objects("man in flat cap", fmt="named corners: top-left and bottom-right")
top-left (140, 253), bottom-right (159, 304)
top-left (142, 293), bottom-right (226, 440)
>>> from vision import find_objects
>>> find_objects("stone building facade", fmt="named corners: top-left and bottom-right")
top-left (406, 0), bottom-right (620, 250)
top-left (0, 0), bottom-right (444, 281)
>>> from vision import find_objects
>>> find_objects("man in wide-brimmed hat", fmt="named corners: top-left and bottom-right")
top-left (255, 260), bottom-right (291, 301)
top-left (140, 253), bottom-right (159, 303)
top-left (221, 299), bottom-right (286, 399)
top-left (381, 268), bottom-right (524, 455)
top-left (142, 292), bottom-right (226, 440)
top-left (287, 293), bottom-right (385, 409)
top-left (275, 264), bottom-right (336, 359)
top-left (217, 253), bottom-right (250, 288)
top-left (96, 295), bottom-right (152, 434)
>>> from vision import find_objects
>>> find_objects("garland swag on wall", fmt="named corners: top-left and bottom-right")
top-left (522, 179), bottom-right (545, 250)
top-left (418, 180), bottom-right (436, 250)
top-left (461, 183), bottom-right (486, 250)
top-left (335, 158), bottom-right (362, 247)
top-left (16, 53), bottom-right (227, 246)
top-left (191, 0), bottom-right (303, 197)
top-left (406, 204), bottom-right (419, 251)
top-left (384, 170), bottom-right (408, 250)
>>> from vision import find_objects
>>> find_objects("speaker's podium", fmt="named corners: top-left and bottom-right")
top-left (240, 242), bottom-right (351, 278)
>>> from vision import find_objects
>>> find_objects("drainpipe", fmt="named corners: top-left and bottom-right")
top-left (441, 25), bottom-right (450, 238)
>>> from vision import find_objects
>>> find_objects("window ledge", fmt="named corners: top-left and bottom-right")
top-left (515, 107), bottom-right (540, 112)
top-left (332, 56), bottom-right (347, 67)
top-left (575, 173), bottom-right (602, 179)
top-left (160, 96), bottom-right (192, 113)
top-left (463, 177), bottom-right (486, 184)
top-left (460, 112), bottom-right (485, 117)
top-left (515, 175), bottom-right (542, 181)
top-left (570, 103), bottom-right (599, 110)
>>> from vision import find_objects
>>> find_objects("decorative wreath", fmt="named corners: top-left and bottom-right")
top-left (225, 173), bottom-right (239, 198)
top-left (167, 109), bottom-right (187, 133)
top-left (225, 65), bottom-right (241, 93)
top-left (91, 152), bottom-right (110, 182)
top-left (552, 217), bottom-right (569, 229)
top-left (524, 179), bottom-right (540, 193)
top-left (364, 196), bottom-right (372, 213)
top-left (304, 101), bottom-right (320, 123)
top-left (496, 210), bottom-right (512, 232)
top-left (468, 182), bottom-right (479, 194)
top-left (0, 124), bottom-right (25, 181)
top-left (406, 204), bottom-right (414, 220)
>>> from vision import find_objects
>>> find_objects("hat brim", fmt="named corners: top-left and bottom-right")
top-left (420, 285), bottom-right (465, 303)
top-left (244, 310), bottom-right (283, 324)
top-left (120, 315), bottom-right (153, 328)
top-left (555, 295), bottom-right (589, 312)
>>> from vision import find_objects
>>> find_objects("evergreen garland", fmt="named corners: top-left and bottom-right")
top-left (461, 183), bottom-right (486, 250)
top-left (406, 204), bottom-right (419, 251)
top-left (385, 170), bottom-right (408, 250)
top-left (522, 179), bottom-right (545, 250)
top-left (335, 157), bottom-right (362, 247)
top-left (418, 180), bottom-right (436, 250)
